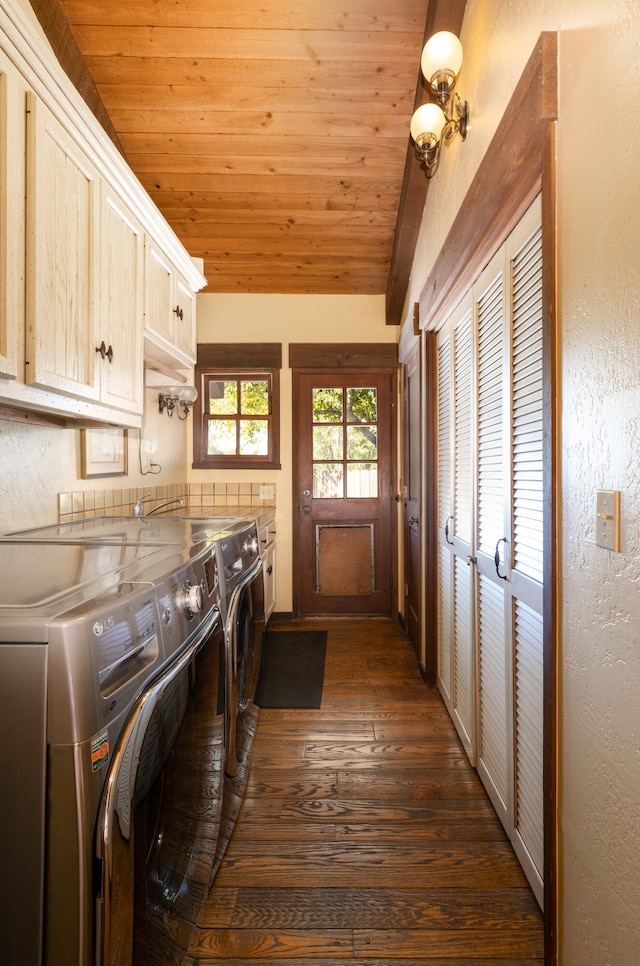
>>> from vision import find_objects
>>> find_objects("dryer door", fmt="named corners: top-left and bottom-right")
top-left (96, 615), bottom-right (225, 966)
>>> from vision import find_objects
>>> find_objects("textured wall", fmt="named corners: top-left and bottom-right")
top-left (402, 1), bottom-right (640, 961)
top-left (0, 384), bottom-right (190, 532)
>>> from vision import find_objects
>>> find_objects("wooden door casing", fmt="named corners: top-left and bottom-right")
top-left (402, 340), bottom-right (422, 655)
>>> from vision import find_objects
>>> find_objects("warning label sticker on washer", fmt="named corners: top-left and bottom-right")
top-left (91, 730), bottom-right (109, 772)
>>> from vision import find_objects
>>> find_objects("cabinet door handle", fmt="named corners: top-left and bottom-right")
top-left (96, 341), bottom-right (114, 363)
top-left (266, 565), bottom-right (273, 575)
top-left (173, 305), bottom-right (184, 321)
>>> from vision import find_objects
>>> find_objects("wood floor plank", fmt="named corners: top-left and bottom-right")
top-left (190, 618), bottom-right (543, 964)
top-left (199, 887), bottom-right (541, 930)
top-left (353, 927), bottom-right (544, 959)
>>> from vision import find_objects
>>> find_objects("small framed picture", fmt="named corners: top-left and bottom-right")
top-left (80, 427), bottom-right (128, 479)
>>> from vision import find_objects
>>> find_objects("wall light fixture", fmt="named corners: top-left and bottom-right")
top-left (158, 385), bottom-right (198, 419)
top-left (410, 31), bottom-right (468, 178)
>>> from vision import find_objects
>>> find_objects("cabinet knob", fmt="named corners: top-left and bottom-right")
top-left (95, 341), bottom-right (114, 363)
top-left (173, 305), bottom-right (184, 321)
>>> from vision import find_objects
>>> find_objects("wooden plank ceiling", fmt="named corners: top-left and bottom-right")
top-left (49, 0), bottom-right (429, 302)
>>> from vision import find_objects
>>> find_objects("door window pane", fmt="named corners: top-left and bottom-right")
top-left (346, 425), bottom-right (377, 461)
top-left (347, 387), bottom-right (377, 423)
top-left (347, 463), bottom-right (378, 498)
top-left (313, 425), bottom-right (343, 460)
top-left (313, 463), bottom-right (343, 498)
top-left (312, 388), bottom-right (343, 423)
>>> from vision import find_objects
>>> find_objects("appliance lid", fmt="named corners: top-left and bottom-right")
top-left (6, 515), bottom-right (235, 546)
top-left (0, 540), bottom-right (185, 612)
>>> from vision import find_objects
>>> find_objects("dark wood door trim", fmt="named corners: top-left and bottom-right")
top-left (289, 343), bottom-right (398, 370)
top-left (418, 32), bottom-right (558, 966)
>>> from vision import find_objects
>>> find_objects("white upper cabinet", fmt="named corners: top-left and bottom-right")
top-left (25, 92), bottom-right (101, 404)
top-left (0, 0), bottom-right (205, 425)
top-left (144, 237), bottom-right (198, 368)
top-left (98, 186), bottom-right (144, 415)
top-left (25, 95), bottom-right (144, 416)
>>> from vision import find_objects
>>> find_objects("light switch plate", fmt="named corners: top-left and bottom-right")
top-left (596, 489), bottom-right (620, 551)
top-left (260, 484), bottom-right (275, 500)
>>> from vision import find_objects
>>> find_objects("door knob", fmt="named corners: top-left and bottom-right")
top-left (302, 506), bottom-right (311, 514)
top-left (408, 516), bottom-right (419, 525)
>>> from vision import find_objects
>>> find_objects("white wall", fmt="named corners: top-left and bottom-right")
top-left (401, 2), bottom-right (640, 962)
top-left (194, 292), bottom-right (398, 613)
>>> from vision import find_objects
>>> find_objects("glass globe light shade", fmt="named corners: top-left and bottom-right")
top-left (410, 102), bottom-right (446, 147)
top-left (421, 31), bottom-right (463, 89)
top-left (179, 385), bottom-right (198, 404)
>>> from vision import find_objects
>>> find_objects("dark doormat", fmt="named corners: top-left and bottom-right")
top-left (255, 630), bottom-right (327, 709)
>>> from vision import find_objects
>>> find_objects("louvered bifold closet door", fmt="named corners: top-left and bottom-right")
top-left (436, 326), bottom-right (454, 708)
top-left (435, 294), bottom-right (476, 763)
top-left (506, 201), bottom-right (545, 907)
top-left (474, 250), bottom-right (511, 828)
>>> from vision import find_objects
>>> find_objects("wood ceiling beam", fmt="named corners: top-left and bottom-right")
top-left (385, 0), bottom-right (467, 325)
top-left (27, 0), bottom-right (125, 155)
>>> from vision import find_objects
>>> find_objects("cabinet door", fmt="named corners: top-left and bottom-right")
top-left (263, 544), bottom-right (276, 622)
top-left (174, 274), bottom-right (196, 359)
top-left (0, 53), bottom-right (20, 379)
top-left (144, 240), bottom-right (173, 343)
top-left (25, 93), bottom-right (100, 402)
top-left (99, 187), bottom-right (144, 414)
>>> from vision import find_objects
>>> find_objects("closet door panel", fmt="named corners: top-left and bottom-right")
top-left (477, 573), bottom-right (509, 822)
top-left (436, 327), bottom-right (453, 706)
top-left (474, 250), bottom-right (510, 825)
top-left (433, 195), bottom-right (545, 908)
top-left (511, 599), bottom-right (544, 901)
top-left (452, 553), bottom-right (474, 758)
top-left (450, 298), bottom-right (475, 763)
top-left (437, 543), bottom-right (453, 708)
top-left (507, 203), bottom-right (544, 908)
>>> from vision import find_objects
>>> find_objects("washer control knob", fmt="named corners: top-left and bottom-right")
top-left (183, 580), bottom-right (203, 616)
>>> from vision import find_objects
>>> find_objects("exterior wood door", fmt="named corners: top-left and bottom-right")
top-left (294, 371), bottom-right (394, 616)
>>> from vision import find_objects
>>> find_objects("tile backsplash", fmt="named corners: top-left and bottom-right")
top-left (58, 481), bottom-right (276, 522)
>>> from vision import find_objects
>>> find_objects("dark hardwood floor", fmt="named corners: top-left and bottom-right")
top-left (191, 617), bottom-right (543, 964)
